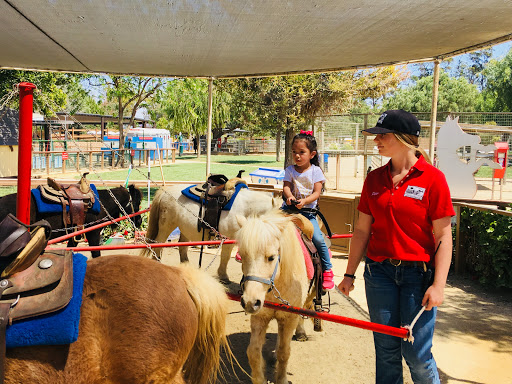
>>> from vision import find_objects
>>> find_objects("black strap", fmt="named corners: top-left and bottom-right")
top-left (0, 227), bottom-right (27, 257)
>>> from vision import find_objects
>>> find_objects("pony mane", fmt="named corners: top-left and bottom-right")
top-left (236, 210), bottom-right (288, 257)
top-left (237, 209), bottom-right (306, 281)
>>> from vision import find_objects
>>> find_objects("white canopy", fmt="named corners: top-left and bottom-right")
top-left (1, 0), bottom-right (511, 78)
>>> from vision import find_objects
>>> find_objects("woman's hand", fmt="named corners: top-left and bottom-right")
top-left (337, 277), bottom-right (355, 296)
top-left (422, 283), bottom-right (444, 310)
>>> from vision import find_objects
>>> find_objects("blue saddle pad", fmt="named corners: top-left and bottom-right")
top-left (181, 182), bottom-right (248, 211)
top-left (31, 184), bottom-right (101, 215)
top-left (6, 253), bottom-right (87, 348)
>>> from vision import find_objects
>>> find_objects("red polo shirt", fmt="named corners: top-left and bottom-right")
top-left (358, 156), bottom-right (455, 263)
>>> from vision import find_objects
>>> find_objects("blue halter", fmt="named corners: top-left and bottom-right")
top-left (240, 255), bottom-right (280, 293)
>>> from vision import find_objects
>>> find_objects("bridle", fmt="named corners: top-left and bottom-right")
top-left (240, 255), bottom-right (281, 293)
top-left (240, 255), bottom-right (289, 305)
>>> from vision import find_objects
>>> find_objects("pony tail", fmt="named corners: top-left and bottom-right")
top-left (140, 189), bottom-right (163, 259)
top-left (393, 133), bottom-right (432, 165)
top-left (180, 264), bottom-right (233, 384)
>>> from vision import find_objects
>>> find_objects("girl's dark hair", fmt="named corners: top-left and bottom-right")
top-left (292, 132), bottom-right (319, 166)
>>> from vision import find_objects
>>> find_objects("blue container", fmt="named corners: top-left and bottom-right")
top-left (249, 168), bottom-right (285, 185)
top-left (322, 153), bottom-right (329, 172)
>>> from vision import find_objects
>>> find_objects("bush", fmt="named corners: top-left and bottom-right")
top-left (459, 207), bottom-right (512, 288)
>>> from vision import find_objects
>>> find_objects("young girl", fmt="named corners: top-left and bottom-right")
top-left (282, 130), bottom-right (334, 290)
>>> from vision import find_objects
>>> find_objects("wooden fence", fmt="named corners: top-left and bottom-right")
top-left (31, 148), bottom-right (176, 175)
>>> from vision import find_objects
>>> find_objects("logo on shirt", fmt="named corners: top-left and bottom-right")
top-left (404, 185), bottom-right (425, 200)
top-left (371, 192), bottom-right (380, 197)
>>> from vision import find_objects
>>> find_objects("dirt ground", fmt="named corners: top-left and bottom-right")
top-left (92, 245), bottom-right (512, 384)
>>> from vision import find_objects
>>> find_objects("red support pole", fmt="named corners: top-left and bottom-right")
top-left (17, 82), bottom-right (37, 224)
top-left (226, 293), bottom-right (410, 339)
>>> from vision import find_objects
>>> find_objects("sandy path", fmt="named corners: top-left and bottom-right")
top-left (90, 245), bottom-right (512, 384)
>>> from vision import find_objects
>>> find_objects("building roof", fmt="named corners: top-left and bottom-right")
top-left (0, 1), bottom-right (511, 78)
top-left (0, 108), bottom-right (19, 146)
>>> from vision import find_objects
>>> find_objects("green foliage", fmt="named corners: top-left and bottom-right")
top-left (482, 48), bottom-right (512, 112)
top-left (101, 212), bottom-right (148, 243)
top-left (459, 207), bottom-right (512, 288)
top-left (384, 71), bottom-right (481, 112)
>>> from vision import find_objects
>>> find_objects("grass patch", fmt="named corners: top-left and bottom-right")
top-left (87, 154), bottom-right (283, 183)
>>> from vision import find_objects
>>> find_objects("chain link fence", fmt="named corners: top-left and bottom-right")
top-left (314, 112), bottom-right (512, 199)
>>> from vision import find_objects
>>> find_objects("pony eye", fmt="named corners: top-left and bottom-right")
top-left (268, 255), bottom-right (275, 262)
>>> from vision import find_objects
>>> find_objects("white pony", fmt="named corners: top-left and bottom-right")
top-left (141, 184), bottom-right (275, 282)
top-left (437, 116), bottom-right (501, 198)
top-left (236, 210), bottom-right (316, 384)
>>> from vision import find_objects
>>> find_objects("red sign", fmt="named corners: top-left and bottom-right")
top-left (62, 151), bottom-right (69, 160)
top-left (131, 150), bottom-right (135, 156)
top-left (493, 142), bottom-right (508, 179)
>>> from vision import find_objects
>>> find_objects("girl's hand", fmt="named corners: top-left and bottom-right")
top-left (295, 199), bottom-right (306, 209)
top-left (286, 196), bottom-right (296, 206)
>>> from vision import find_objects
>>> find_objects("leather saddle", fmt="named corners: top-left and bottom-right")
top-left (38, 173), bottom-right (96, 237)
top-left (191, 174), bottom-right (247, 235)
top-left (0, 215), bottom-right (73, 383)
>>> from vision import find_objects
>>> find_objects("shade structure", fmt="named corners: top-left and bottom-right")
top-left (1, 0), bottom-right (511, 78)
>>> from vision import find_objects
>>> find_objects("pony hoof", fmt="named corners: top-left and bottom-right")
top-left (293, 333), bottom-right (308, 342)
top-left (219, 277), bottom-right (231, 285)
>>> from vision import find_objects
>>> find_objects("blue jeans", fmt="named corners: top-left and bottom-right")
top-left (364, 257), bottom-right (440, 384)
top-left (301, 212), bottom-right (332, 271)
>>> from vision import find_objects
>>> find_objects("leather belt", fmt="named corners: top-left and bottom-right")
top-left (384, 258), bottom-right (426, 269)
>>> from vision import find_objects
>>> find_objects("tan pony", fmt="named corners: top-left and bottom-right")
top-left (236, 209), bottom-right (316, 384)
top-left (5, 255), bottom-right (230, 384)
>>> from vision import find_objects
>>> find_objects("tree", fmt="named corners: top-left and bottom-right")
top-left (383, 71), bottom-right (481, 112)
top-left (0, 70), bottom-right (83, 117)
top-left (92, 76), bottom-right (162, 166)
top-left (158, 78), bottom-right (231, 156)
top-left (456, 48), bottom-right (492, 90)
top-left (481, 48), bottom-right (512, 112)
top-left (218, 67), bottom-right (406, 166)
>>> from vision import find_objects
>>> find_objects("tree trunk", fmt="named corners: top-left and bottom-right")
top-left (117, 99), bottom-right (125, 168)
top-left (284, 127), bottom-right (295, 169)
top-left (276, 126), bottom-right (281, 162)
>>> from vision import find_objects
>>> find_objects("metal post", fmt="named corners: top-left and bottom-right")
top-left (17, 82), bottom-right (36, 224)
top-left (206, 77), bottom-right (214, 178)
top-left (429, 60), bottom-right (441, 163)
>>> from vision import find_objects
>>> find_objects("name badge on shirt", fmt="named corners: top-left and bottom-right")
top-left (404, 185), bottom-right (425, 200)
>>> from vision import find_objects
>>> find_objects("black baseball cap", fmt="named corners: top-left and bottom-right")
top-left (362, 109), bottom-right (421, 137)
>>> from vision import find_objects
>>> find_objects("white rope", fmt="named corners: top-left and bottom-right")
top-left (403, 305), bottom-right (426, 344)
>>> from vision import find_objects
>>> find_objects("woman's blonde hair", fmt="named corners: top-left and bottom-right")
top-left (393, 132), bottom-right (432, 164)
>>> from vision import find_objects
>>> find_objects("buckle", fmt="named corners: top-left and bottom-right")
top-left (388, 258), bottom-right (402, 266)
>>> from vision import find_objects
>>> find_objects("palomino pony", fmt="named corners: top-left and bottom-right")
top-left (6, 255), bottom-right (230, 384)
top-left (0, 185), bottom-right (143, 258)
top-left (236, 210), bottom-right (317, 384)
top-left (141, 184), bottom-right (275, 282)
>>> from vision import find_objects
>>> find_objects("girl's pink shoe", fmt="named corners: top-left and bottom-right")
top-left (235, 252), bottom-right (242, 263)
top-left (322, 269), bottom-right (334, 290)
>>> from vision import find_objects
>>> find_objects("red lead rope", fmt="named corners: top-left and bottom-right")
top-left (226, 292), bottom-right (410, 340)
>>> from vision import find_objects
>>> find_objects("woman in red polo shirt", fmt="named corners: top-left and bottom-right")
top-left (338, 110), bottom-right (454, 384)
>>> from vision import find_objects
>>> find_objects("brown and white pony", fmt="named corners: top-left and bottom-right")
top-left (235, 210), bottom-right (316, 384)
top-left (6, 255), bottom-right (230, 384)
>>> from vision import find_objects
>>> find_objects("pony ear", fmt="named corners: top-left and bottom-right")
top-left (236, 215), bottom-right (247, 228)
